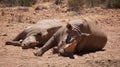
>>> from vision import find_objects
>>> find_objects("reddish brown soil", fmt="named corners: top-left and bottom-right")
top-left (0, 3), bottom-right (120, 67)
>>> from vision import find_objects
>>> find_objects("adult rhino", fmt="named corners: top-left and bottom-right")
top-left (34, 17), bottom-right (107, 56)
top-left (6, 19), bottom-right (65, 49)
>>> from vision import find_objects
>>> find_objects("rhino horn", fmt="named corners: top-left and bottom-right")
top-left (81, 33), bottom-right (91, 37)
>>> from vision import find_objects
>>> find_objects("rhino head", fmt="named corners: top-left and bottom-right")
top-left (21, 34), bottom-right (41, 49)
top-left (53, 23), bottom-right (90, 56)
top-left (21, 31), bottom-right (48, 49)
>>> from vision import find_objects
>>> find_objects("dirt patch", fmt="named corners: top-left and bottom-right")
top-left (0, 3), bottom-right (120, 67)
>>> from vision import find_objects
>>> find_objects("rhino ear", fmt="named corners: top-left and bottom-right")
top-left (37, 33), bottom-right (42, 36)
top-left (66, 23), bottom-right (72, 30)
top-left (41, 30), bottom-right (48, 37)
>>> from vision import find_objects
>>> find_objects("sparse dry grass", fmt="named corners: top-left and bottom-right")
top-left (68, 0), bottom-right (120, 11)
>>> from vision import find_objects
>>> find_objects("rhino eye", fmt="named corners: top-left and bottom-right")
top-left (66, 35), bottom-right (74, 43)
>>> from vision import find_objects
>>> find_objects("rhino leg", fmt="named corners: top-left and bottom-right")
top-left (5, 31), bottom-right (25, 46)
top-left (34, 36), bottom-right (56, 56)
top-left (5, 30), bottom-right (25, 46)
top-left (52, 41), bottom-right (65, 54)
top-left (5, 40), bottom-right (22, 46)
top-left (53, 47), bottom-right (59, 54)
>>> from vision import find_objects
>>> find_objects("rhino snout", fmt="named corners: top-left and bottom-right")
top-left (58, 40), bottom-right (77, 56)
top-left (58, 48), bottom-right (73, 56)
top-left (22, 42), bottom-right (38, 49)
top-left (21, 43), bottom-right (28, 49)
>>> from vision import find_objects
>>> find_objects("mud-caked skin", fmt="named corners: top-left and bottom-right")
top-left (6, 19), bottom-right (64, 49)
top-left (34, 17), bottom-right (107, 56)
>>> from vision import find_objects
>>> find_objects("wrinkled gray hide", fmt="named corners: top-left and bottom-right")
top-left (6, 19), bottom-right (63, 49)
top-left (34, 18), bottom-right (107, 56)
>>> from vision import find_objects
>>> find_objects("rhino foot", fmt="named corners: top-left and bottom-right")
top-left (52, 47), bottom-right (59, 54)
top-left (33, 49), bottom-right (44, 56)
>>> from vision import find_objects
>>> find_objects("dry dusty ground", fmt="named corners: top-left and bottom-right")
top-left (0, 3), bottom-right (120, 67)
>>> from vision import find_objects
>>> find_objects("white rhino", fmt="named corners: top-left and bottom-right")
top-left (34, 17), bottom-right (107, 56)
top-left (6, 19), bottom-right (65, 49)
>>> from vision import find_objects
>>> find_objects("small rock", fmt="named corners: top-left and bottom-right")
top-left (3, 33), bottom-right (8, 36)
top-left (35, 6), bottom-right (41, 10)
top-left (1, 11), bottom-right (5, 16)
top-left (2, 33), bottom-right (8, 36)
top-left (29, 20), bottom-right (35, 24)
top-left (47, 64), bottom-right (50, 67)
top-left (48, 56), bottom-right (52, 58)
top-left (107, 59), bottom-right (111, 62)
top-left (6, 25), bottom-right (10, 27)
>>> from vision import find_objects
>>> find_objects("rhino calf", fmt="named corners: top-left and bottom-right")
top-left (34, 17), bottom-right (107, 56)
top-left (6, 19), bottom-right (64, 49)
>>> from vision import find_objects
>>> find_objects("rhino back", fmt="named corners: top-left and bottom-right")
top-left (24, 19), bottom-right (63, 35)
top-left (24, 19), bottom-right (64, 45)
top-left (82, 18), bottom-right (107, 51)
top-left (35, 19), bottom-right (63, 29)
